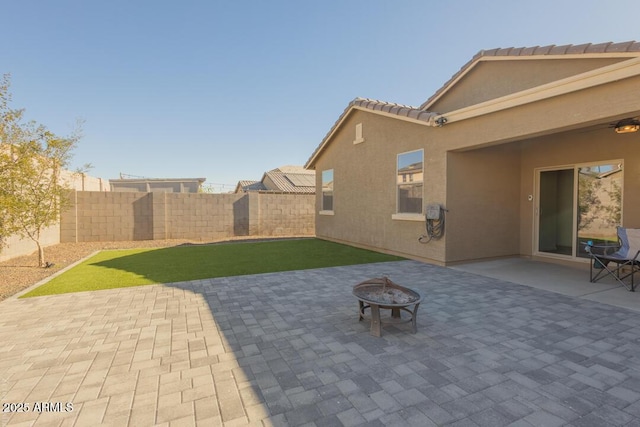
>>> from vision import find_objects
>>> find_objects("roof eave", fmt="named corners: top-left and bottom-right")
top-left (436, 55), bottom-right (640, 126)
top-left (305, 102), bottom-right (436, 169)
top-left (420, 41), bottom-right (640, 111)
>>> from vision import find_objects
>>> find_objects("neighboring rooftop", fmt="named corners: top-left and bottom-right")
top-left (235, 166), bottom-right (315, 194)
top-left (110, 177), bottom-right (206, 193)
top-left (235, 180), bottom-right (268, 192)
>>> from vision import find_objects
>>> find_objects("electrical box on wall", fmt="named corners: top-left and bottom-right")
top-left (419, 203), bottom-right (446, 243)
top-left (426, 204), bottom-right (441, 220)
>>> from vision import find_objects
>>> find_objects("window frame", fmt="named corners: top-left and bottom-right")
top-left (320, 169), bottom-right (334, 215)
top-left (394, 149), bottom-right (424, 220)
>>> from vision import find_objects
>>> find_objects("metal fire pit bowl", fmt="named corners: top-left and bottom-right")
top-left (352, 277), bottom-right (423, 337)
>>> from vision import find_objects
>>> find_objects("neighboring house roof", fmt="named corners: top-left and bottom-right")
top-left (110, 178), bottom-right (206, 183)
top-left (109, 177), bottom-right (206, 193)
top-left (277, 165), bottom-right (312, 174)
top-left (235, 180), bottom-right (268, 192)
top-left (305, 40), bottom-right (640, 169)
top-left (235, 166), bottom-right (315, 194)
top-left (264, 169), bottom-right (315, 193)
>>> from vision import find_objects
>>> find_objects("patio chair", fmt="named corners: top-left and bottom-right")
top-left (586, 227), bottom-right (640, 291)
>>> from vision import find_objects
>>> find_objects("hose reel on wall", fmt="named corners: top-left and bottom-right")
top-left (418, 203), bottom-right (446, 243)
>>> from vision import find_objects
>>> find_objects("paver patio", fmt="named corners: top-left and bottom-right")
top-left (2, 260), bottom-right (640, 426)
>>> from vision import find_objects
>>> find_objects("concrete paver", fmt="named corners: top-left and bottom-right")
top-left (1, 260), bottom-right (640, 426)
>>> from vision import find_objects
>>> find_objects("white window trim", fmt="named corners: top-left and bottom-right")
top-left (321, 169), bottom-right (334, 213)
top-left (319, 210), bottom-right (335, 216)
top-left (392, 213), bottom-right (425, 221)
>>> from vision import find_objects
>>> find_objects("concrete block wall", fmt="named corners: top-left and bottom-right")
top-left (258, 193), bottom-right (315, 236)
top-left (61, 191), bottom-right (153, 242)
top-left (60, 191), bottom-right (315, 243)
top-left (1, 171), bottom-right (107, 262)
top-left (0, 225), bottom-right (60, 262)
top-left (163, 193), bottom-right (247, 240)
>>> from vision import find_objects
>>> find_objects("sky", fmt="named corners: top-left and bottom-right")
top-left (2, 1), bottom-right (639, 192)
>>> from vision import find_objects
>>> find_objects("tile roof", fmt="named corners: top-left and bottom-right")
top-left (264, 170), bottom-right (316, 193)
top-left (348, 97), bottom-right (437, 122)
top-left (236, 166), bottom-right (316, 194)
top-left (305, 98), bottom-right (438, 168)
top-left (306, 40), bottom-right (640, 169)
top-left (420, 40), bottom-right (640, 110)
top-left (236, 180), bottom-right (267, 192)
top-left (276, 165), bottom-right (311, 174)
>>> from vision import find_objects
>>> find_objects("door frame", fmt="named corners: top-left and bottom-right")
top-left (533, 159), bottom-right (624, 261)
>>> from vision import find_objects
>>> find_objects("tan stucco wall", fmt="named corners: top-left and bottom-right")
top-left (313, 111), bottom-right (448, 263)
top-left (517, 128), bottom-right (640, 257)
top-left (311, 67), bottom-right (640, 265)
top-left (438, 74), bottom-right (640, 153)
top-left (429, 57), bottom-right (628, 113)
top-left (445, 145), bottom-right (521, 263)
top-left (444, 74), bottom-right (640, 262)
top-left (443, 128), bottom-right (640, 263)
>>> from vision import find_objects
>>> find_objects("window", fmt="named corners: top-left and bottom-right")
top-left (396, 150), bottom-right (423, 214)
top-left (537, 161), bottom-right (623, 259)
top-left (321, 169), bottom-right (334, 212)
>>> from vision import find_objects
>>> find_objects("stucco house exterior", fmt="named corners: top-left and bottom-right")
top-left (305, 41), bottom-right (640, 266)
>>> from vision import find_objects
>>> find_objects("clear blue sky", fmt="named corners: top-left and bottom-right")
top-left (2, 1), bottom-right (638, 192)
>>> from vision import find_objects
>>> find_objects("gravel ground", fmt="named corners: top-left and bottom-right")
top-left (0, 236), bottom-right (308, 301)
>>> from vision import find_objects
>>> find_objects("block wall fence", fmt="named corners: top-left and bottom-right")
top-left (0, 173), bottom-right (108, 262)
top-left (60, 191), bottom-right (315, 243)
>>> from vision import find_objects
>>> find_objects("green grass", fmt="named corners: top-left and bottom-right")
top-left (21, 238), bottom-right (405, 298)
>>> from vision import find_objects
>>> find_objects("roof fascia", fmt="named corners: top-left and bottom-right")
top-left (305, 105), bottom-right (434, 169)
top-left (421, 52), bottom-right (640, 111)
top-left (434, 56), bottom-right (640, 125)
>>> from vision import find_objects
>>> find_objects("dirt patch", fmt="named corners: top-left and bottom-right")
top-left (0, 236), bottom-right (310, 301)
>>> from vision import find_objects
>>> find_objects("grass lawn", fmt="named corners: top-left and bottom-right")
top-left (21, 238), bottom-right (405, 298)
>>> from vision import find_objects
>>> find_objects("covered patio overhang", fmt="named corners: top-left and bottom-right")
top-left (440, 59), bottom-right (640, 265)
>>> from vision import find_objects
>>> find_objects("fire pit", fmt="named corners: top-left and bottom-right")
top-left (352, 277), bottom-right (423, 337)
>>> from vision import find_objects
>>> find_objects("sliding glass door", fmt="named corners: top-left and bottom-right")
top-left (536, 162), bottom-right (622, 259)
top-left (538, 169), bottom-right (574, 255)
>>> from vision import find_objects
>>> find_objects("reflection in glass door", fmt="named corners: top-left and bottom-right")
top-left (537, 162), bottom-right (623, 259)
top-left (576, 164), bottom-right (622, 257)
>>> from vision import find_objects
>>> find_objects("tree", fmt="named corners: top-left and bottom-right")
top-left (0, 74), bottom-right (84, 267)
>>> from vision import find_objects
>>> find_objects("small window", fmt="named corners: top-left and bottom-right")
top-left (322, 169), bottom-right (334, 212)
top-left (397, 150), bottom-right (423, 214)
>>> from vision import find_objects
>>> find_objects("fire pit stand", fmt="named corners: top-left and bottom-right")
top-left (352, 277), bottom-right (423, 337)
